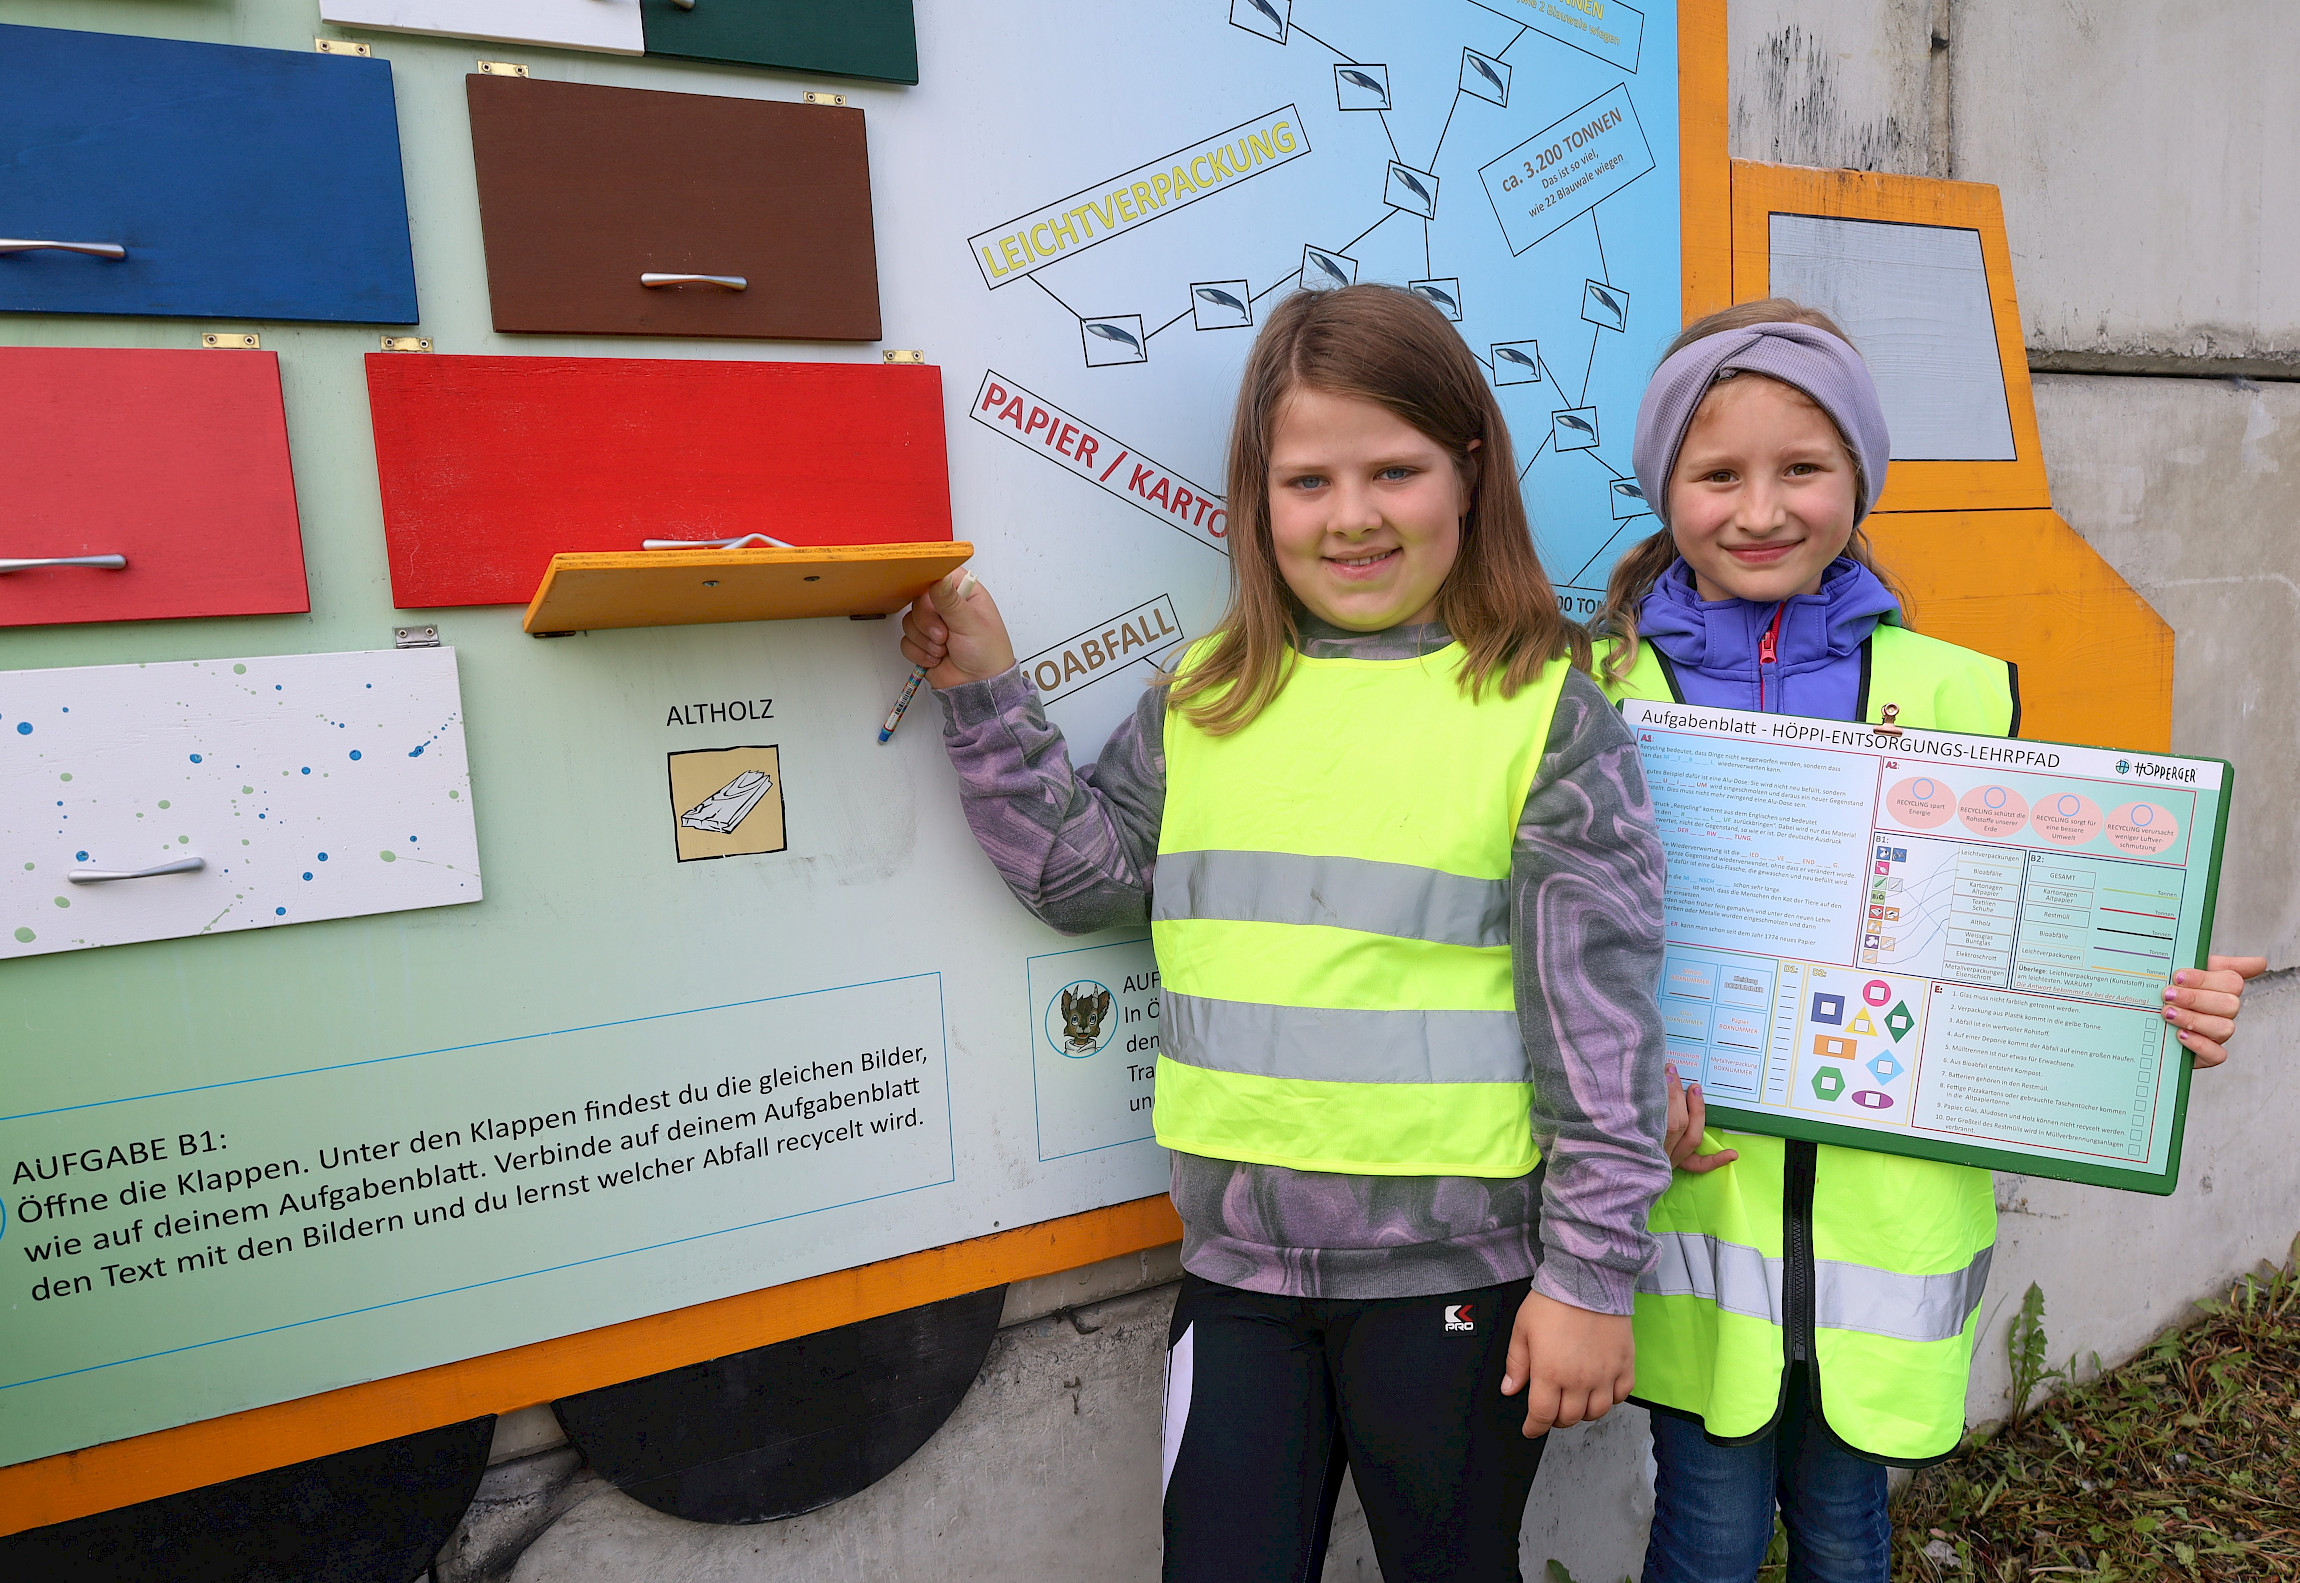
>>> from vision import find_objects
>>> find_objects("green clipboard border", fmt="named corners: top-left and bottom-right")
top-left (1629, 706), bottom-right (2235, 1196)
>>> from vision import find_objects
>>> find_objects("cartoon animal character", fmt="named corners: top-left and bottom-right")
top-left (1060, 985), bottom-right (1113, 1051)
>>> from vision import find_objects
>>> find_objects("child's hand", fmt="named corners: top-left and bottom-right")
top-left (900, 570), bottom-right (1016, 689)
top-left (1664, 1064), bottom-right (1739, 1173)
top-left (1500, 1289), bottom-right (1634, 1438)
top-left (2168, 954), bottom-right (2269, 1068)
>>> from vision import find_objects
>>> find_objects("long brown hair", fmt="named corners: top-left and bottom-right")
top-left (1169, 283), bottom-right (1588, 734)
top-left (1594, 297), bottom-right (1908, 685)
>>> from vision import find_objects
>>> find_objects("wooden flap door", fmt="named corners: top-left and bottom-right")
top-left (320, 1), bottom-right (645, 55)
top-left (366, 355), bottom-right (951, 608)
top-left (467, 74), bottom-right (882, 341)
top-left (0, 25), bottom-right (417, 325)
top-left (639, 0), bottom-right (920, 85)
top-left (0, 348), bottom-right (309, 628)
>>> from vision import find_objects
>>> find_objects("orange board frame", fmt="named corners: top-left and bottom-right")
top-left (0, 2), bottom-right (1734, 1535)
top-left (1727, 157), bottom-right (2172, 751)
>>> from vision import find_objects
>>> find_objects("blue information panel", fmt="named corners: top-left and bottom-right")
top-left (0, 25), bottom-right (418, 324)
top-left (1626, 700), bottom-right (2232, 1194)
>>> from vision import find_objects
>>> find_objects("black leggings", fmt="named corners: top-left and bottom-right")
top-left (1160, 1273), bottom-right (1549, 1583)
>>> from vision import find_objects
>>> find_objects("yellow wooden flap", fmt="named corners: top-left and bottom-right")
top-left (522, 541), bottom-right (975, 635)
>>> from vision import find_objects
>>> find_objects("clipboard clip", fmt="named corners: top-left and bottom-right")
top-left (1872, 703), bottom-right (1904, 738)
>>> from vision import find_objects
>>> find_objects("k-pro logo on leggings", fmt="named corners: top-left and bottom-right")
top-left (1444, 1304), bottom-right (1475, 1332)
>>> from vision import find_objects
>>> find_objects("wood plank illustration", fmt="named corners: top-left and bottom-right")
top-left (0, 348), bottom-right (308, 628)
top-left (466, 73), bottom-right (881, 339)
top-left (366, 355), bottom-right (952, 608)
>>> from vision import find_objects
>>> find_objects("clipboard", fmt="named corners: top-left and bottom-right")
top-left (1622, 698), bottom-right (2232, 1194)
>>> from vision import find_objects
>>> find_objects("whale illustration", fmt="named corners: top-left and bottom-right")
top-left (1305, 250), bottom-right (1351, 287)
top-left (1410, 282), bottom-right (1459, 313)
top-left (1339, 68), bottom-right (1385, 98)
top-left (1390, 166), bottom-right (1434, 206)
top-left (1495, 345), bottom-right (1538, 371)
top-left (1195, 286), bottom-right (1249, 316)
top-left (1587, 283), bottom-right (1626, 325)
top-left (1556, 411), bottom-right (1597, 437)
top-left (1468, 54), bottom-right (1507, 95)
top-left (1247, 0), bottom-right (1286, 34)
top-left (1085, 321), bottom-right (1142, 351)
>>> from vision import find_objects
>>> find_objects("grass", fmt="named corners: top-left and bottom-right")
top-left (1886, 1266), bottom-right (2300, 1579)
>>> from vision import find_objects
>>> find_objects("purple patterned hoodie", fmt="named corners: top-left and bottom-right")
top-left (933, 618), bottom-right (1672, 1313)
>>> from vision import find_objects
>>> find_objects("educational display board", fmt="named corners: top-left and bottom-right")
top-left (0, 0), bottom-right (1686, 1473)
top-left (1624, 700), bottom-right (2229, 1192)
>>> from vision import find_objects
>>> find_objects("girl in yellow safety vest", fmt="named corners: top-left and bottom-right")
top-left (900, 283), bottom-right (1676, 1582)
top-left (1594, 298), bottom-right (2264, 1583)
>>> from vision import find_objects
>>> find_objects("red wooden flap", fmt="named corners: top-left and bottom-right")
top-left (365, 355), bottom-right (953, 609)
top-left (0, 348), bottom-right (308, 628)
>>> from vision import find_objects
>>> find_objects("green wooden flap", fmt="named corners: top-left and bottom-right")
top-left (641, 0), bottom-right (920, 85)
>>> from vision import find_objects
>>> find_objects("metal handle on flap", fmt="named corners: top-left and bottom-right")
top-left (0, 555), bottom-right (128, 574)
top-left (68, 856), bottom-right (205, 884)
top-left (0, 240), bottom-right (127, 260)
top-left (641, 273), bottom-right (746, 291)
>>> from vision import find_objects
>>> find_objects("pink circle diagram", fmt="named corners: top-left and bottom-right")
top-left (1884, 775), bottom-right (1955, 829)
top-left (1957, 781), bottom-right (2029, 839)
top-left (1863, 979), bottom-right (1892, 1006)
top-left (2030, 790), bottom-right (2103, 845)
top-left (2106, 801), bottom-right (2179, 856)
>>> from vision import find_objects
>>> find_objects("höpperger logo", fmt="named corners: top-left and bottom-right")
top-left (1444, 1303), bottom-right (1475, 1332)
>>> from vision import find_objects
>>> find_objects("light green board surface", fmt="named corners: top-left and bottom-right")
top-left (0, 0), bottom-right (1688, 1467)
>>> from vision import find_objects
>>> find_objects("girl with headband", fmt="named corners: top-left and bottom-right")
top-left (1594, 299), bottom-right (2263, 1583)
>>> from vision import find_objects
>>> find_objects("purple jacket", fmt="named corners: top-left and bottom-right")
top-left (1636, 555), bottom-right (1899, 720)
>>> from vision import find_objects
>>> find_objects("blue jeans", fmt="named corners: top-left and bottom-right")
top-left (1641, 1368), bottom-right (1890, 1583)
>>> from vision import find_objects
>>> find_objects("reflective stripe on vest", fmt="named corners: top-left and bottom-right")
top-left (1601, 623), bottom-right (2015, 1461)
top-left (1640, 1230), bottom-right (1993, 1344)
top-left (1151, 641), bottom-right (1568, 1177)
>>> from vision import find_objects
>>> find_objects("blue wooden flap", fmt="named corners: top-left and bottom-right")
top-left (0, 25), bottom-right (418, 325)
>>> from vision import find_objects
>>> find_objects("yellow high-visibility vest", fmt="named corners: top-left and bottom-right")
top-left (1602, 623), bottom-right (2015, 1463)
top-left (1152, 639), bottom-right (1569, 1176)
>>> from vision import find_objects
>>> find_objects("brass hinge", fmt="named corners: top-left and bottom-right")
top-left (380, 336), bottom-right (433, 353)
top-left (315, 38), bottom-right (371, 56)
top-left (201, 332), bottom-right (260, 349)
top-left (803, 91), bottom-right (846, 107)
top-left (476, 60), bottom-right (529, 77)
top-left (882, 349), bottom-right (925, 365)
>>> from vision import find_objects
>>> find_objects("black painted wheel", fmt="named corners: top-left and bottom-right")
top-left (553, 1284), bottom-right (1007, 1523)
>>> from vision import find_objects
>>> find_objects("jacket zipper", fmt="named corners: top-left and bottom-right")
top-left (1783, 1138), bottom-right (1818, 1368)
top-left (1757, 604), bottom-right (1785, 713)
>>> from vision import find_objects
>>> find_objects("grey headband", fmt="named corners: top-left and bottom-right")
top-left (1629, 321), bottom-right (1890, 529)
